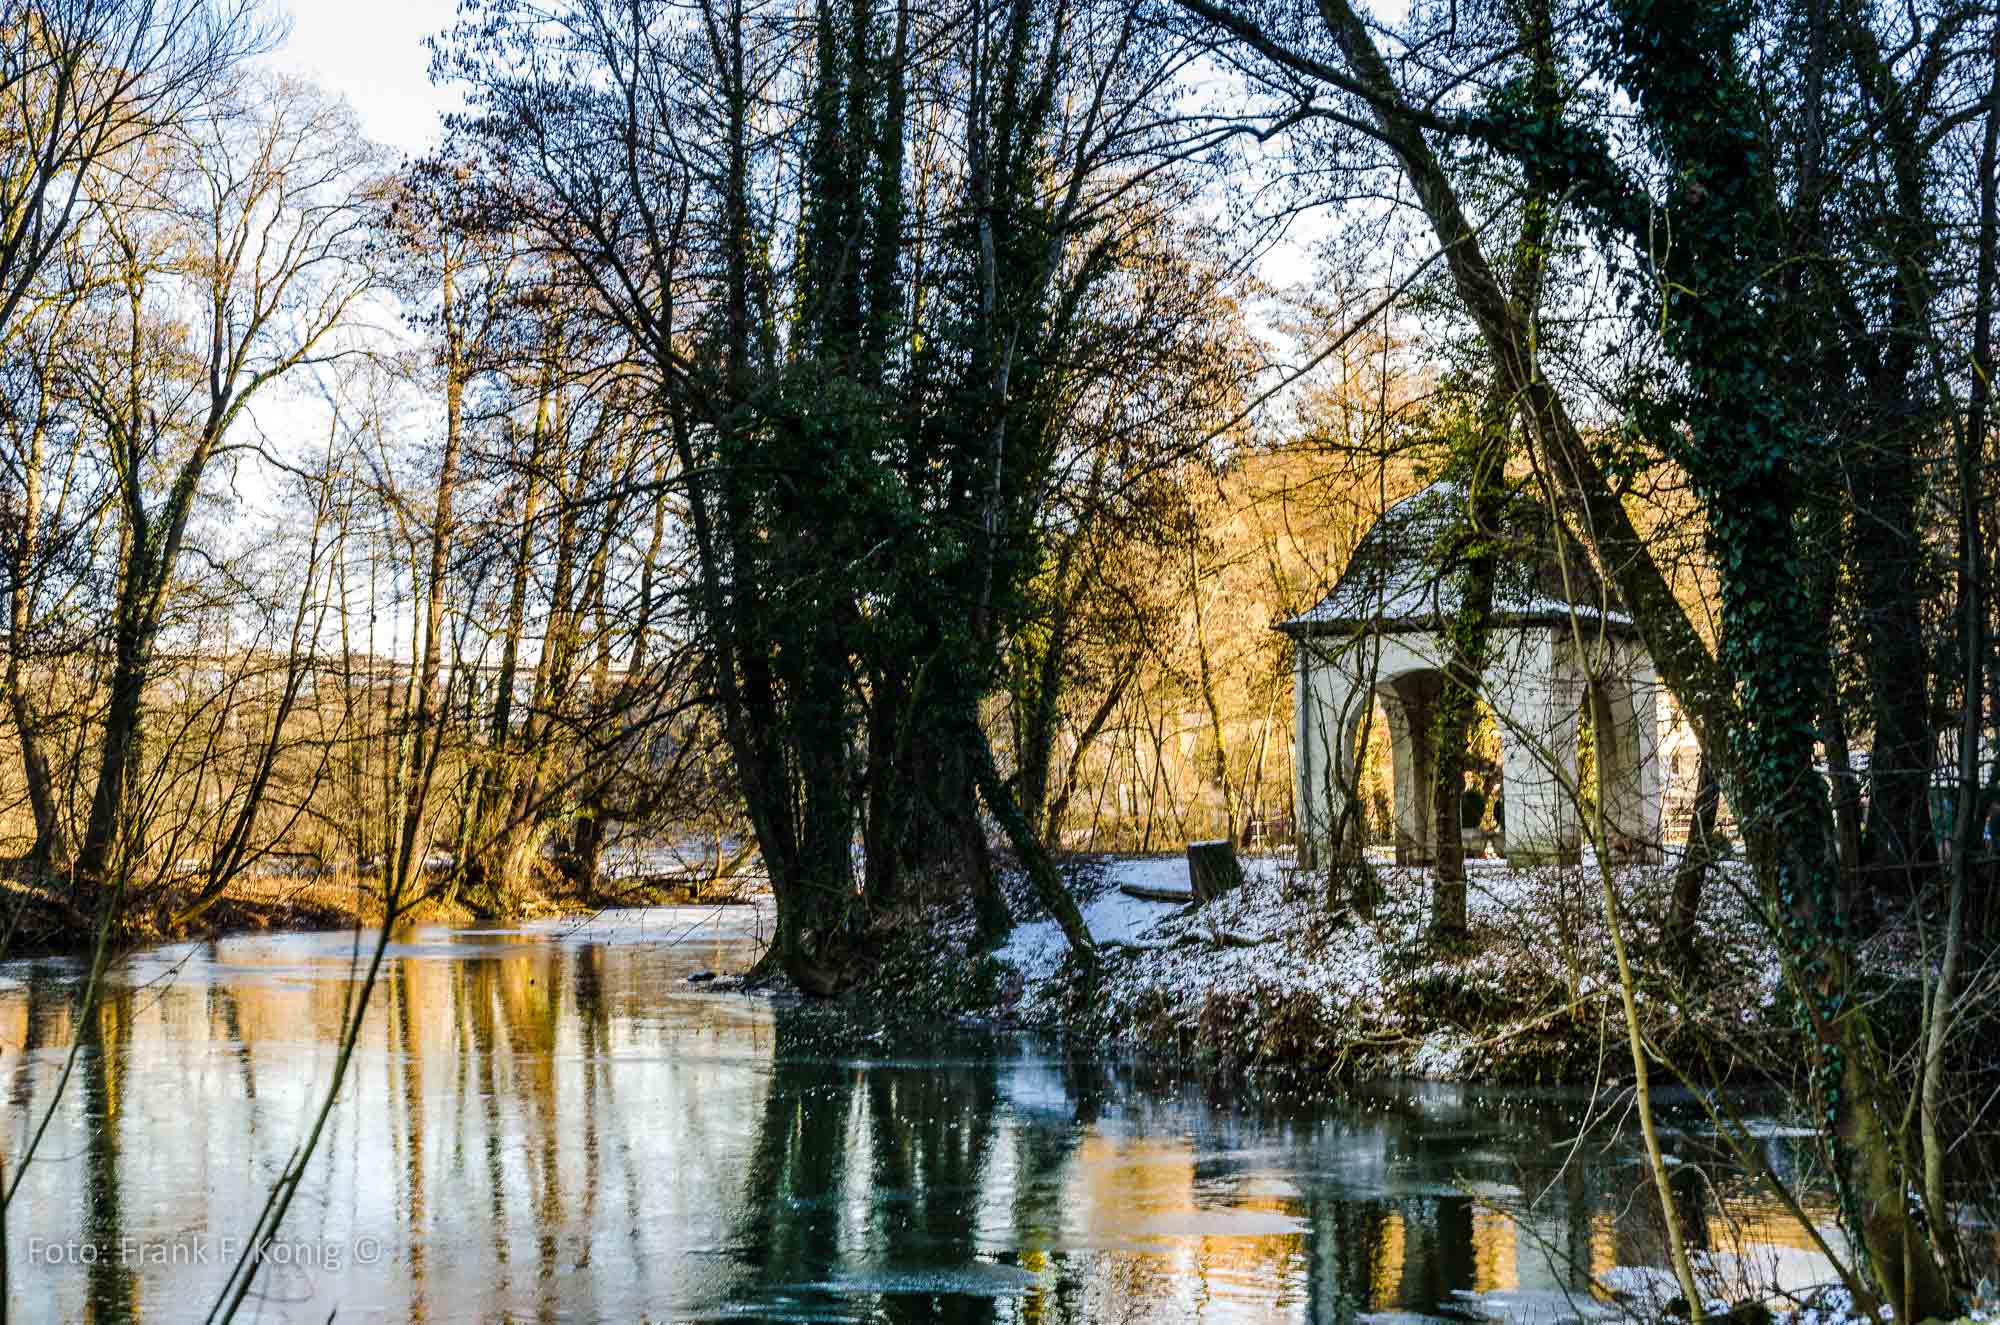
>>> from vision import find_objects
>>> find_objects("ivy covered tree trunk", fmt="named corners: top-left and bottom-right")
top-left (861, 663), bottom-right (912, 910)
top-left (1573, 1), bottom-right (1956, 1310)
top-left (1429, 169), bottom-right (1540, 935)
top-left (948, 746), bottom-right (1012, 950)
top-left (1007, 570), bottom-right (1071, 839)
top-left (1853, 442), bottom-right (1937, 900)
top-left (756, 600), bottom-right (869, 995)
top-left (1428, 493), bottom-right (1501, 939)
top-left (1425, 333), bottom-right (1532, 931)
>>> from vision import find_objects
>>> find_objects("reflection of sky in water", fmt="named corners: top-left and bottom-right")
top-left (1, 911), bottom-right (1841, 1322)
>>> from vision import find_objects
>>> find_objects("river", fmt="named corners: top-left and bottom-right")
top-left (1, 905), bottom-right (1838, 1322)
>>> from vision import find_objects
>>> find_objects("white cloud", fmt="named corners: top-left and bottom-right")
top-left (268, 0), bottom-right (462, 155)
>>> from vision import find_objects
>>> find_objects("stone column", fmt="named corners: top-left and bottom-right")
top-left (1384, 671), bottom-right (1441, 865)
top-left (1295, 639), bottom-right (1362, 869)
top-left (1591, 649), bottom-right (1664, 860)
top-left (1294, 640), bottom-right (1322, 868)
top-left (1627, 652), bottom-right (1664, 858)
top-left (1489, 629), bottom-right (1581, 866)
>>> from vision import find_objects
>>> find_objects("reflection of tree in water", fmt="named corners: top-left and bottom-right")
top-left (1294, 1088), bottom-right (1602, 1319)
top-left (346, 941), bottom-right (654, 1323)
top-left (18, 948), bottom-right (1837, 1324)
top-left (1300, 1190), bottom-right (1393, 1320)
top-left (868, 1041), bottom-right (1006, 1325)
top-left (570, 941), bottom-right (651, 1308)
top-left (733, 1014), bottom-right (1016, 1325)
top-left (1499, 1130), bottom-right (1608, 1298)
top-left (1007, 1063), bottom-right (1095, 1323)
top-left (733, 1016), bottom-right (852, 1279)
top-left (454, 956), bottom-right (517, 1301)
top-left (569, 944), bottom-right (612, 1266)
top-left (5, 969), bottom-right (51, 1114)
top-left (386, 960), bottom-right (432, 1321)
top-left (508, 950), bottom-right (565, 1315)
top-left (203, 946), bottom-right (258, 1104)
top-left (448, 944), bottom-right (565, 1308)
top-left (82, 986), bottom-right (137, 1321)
top-left (1401, 1195), bottom-right (1478, 1307)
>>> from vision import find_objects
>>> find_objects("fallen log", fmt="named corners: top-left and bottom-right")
top-left (1097, 928), bottom-right (1275, 954)
top-left (1118, 882), bottom-right (1197, 904)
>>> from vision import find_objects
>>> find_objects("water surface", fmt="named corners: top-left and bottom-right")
top-left (1, 907), bottom-right (1834, 1322)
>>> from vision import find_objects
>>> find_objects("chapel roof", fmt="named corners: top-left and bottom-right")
top-left (1274, 479), bottom-right (1637, 638)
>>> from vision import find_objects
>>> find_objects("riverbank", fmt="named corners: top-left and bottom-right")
top-left (0, 871), bottom-right (396, 955)
top-left (0, 862), bottom-right (729, 958)
top-left (0, 845), bottom-right (1885, 1091)
top-left (863, 850), bottom-right (1798, 1087)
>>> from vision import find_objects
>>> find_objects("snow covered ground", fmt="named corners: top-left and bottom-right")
top-left (990, 850), bottom-right (1777, 1085)
top-left (995, 853), bottom-right (1290, 981)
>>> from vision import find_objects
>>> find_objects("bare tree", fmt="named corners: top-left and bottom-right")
top-left (0, 0), bottom-right (275, 339)
top-left (64, 73), bottom-right (376, 890)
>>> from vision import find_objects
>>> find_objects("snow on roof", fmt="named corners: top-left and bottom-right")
top-left (1274, 480), bottom-right (1636, 637)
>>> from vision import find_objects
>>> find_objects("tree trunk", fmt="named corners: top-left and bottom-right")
top-left (1428, 708), bottom-right (1469, 931)
top-left (1854, 446), bottom-right (1937, 903)
top-left (1669, 749), bottom-right (1719, 961)
top-left (1430, 423), bottom-right (1509, 937)
top-left (76, 620), bottom-right (148, 891)
top-left (1923, 24), bottom-right (1999, 1289)
top-left (951, 748), bottom-right (1011, 949)
top-left (6, 417), bottom-right (69, 874)
top-left (392, 261), bottom-right (465, 905)
top-left (968, 722), bottom-right (1094, 975)
top-left (1189, 534), bottom-right (1238, 842)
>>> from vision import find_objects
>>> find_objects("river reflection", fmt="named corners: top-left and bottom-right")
top-left (1, 908), bottom-right (1834, 1322)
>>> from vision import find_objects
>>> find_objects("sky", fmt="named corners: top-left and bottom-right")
top-left (267, 0), bottom-right (462, 156)
top-left (258, 0), bottom-right (1333, 386)
top-left (218, 2), bottom-right (460, 601)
